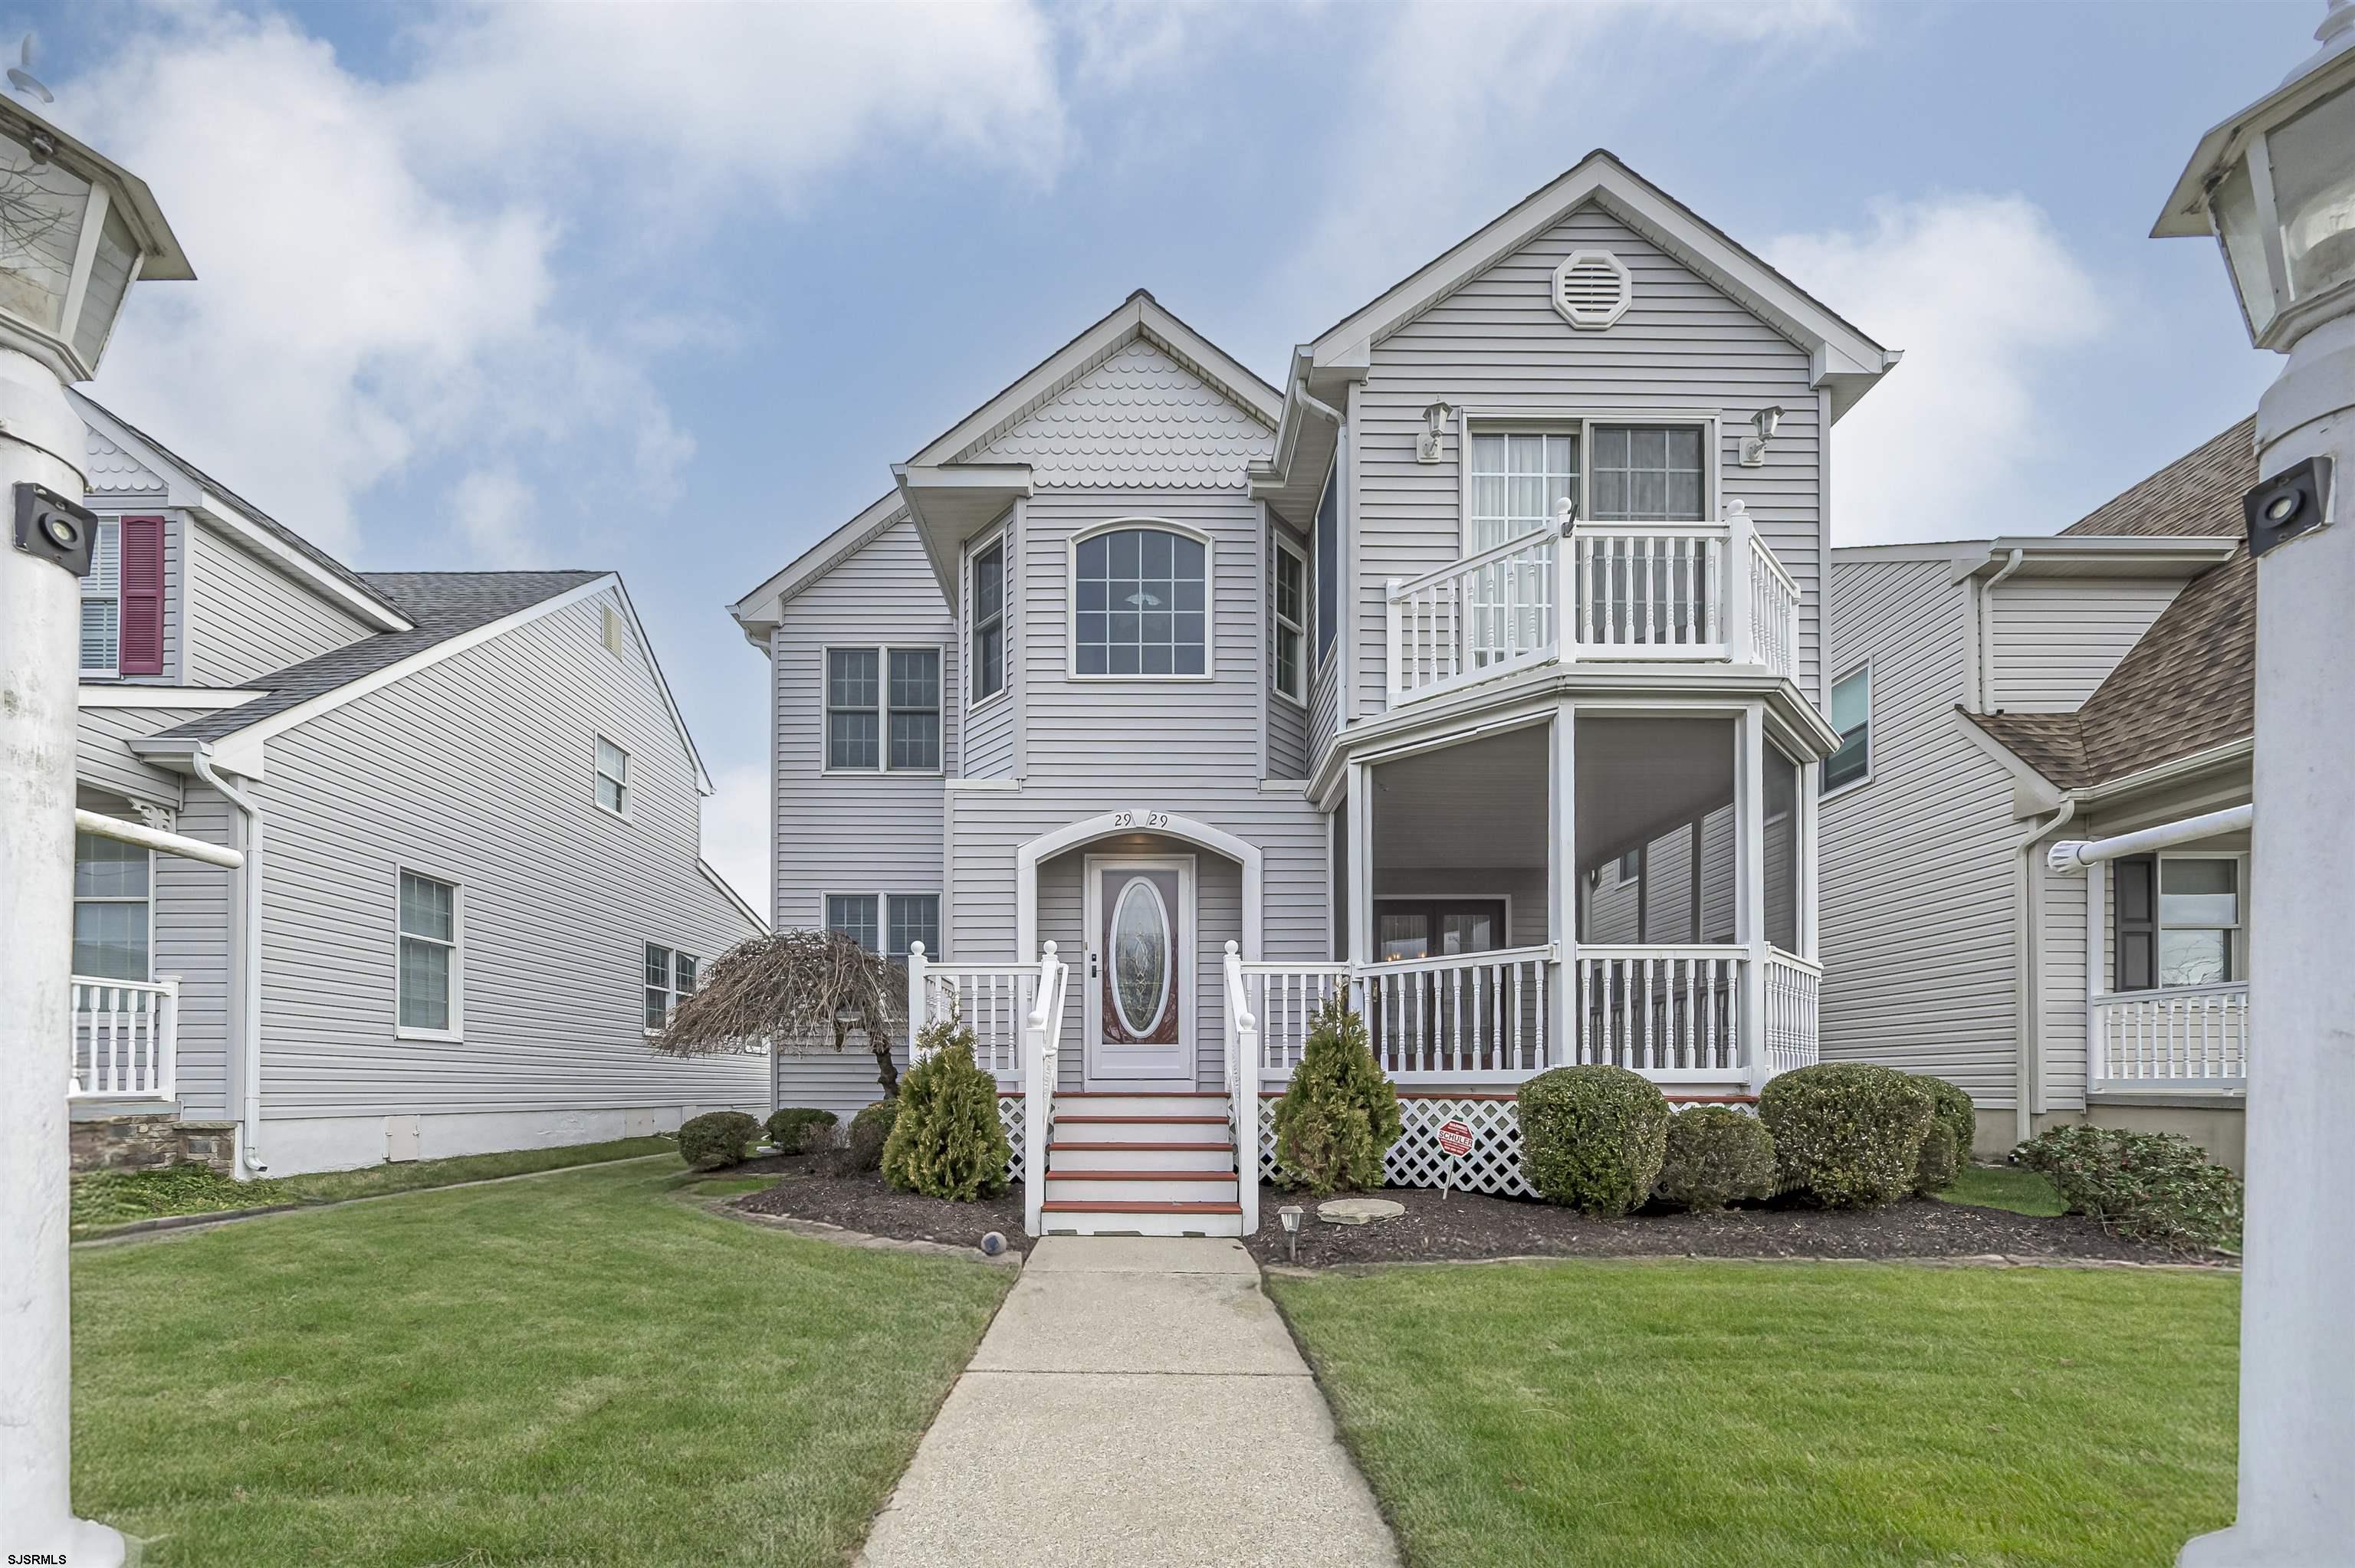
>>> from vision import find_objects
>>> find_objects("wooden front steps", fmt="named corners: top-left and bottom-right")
top-left (1040, 1091), bottom-right (1243, 1236)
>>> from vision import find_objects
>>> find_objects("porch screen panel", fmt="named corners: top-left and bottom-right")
top-left (1763, 746), bottom-right (1800, 953)
top-left (1573, 717), bottom-right (1736, 944)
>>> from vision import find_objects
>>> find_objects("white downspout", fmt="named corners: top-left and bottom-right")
top-left (1977, 546), bottom-right (2025, 711)
top-left (2010, 799), bottom-right (2074, 1146)
top-left (190, 747), bottom-right (267, 1176)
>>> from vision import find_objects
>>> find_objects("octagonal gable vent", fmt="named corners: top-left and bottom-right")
top-left (1551, 249), bottom-right (1632, 330)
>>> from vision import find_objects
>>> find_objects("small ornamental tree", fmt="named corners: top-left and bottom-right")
top-left (1517, 1066), bottom-right (1671, 1215)
top-left (881, 1020), bottom-right (1011, 1200)
top-left (1271, 998), bottom-right (1403, 1196)
top-left (650, 929), bottom-right (905, 1097)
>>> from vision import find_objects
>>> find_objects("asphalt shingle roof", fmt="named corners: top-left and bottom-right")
top-left (1966, 419), bottom-right (2256, 790)
top-left (156, 571), bottom-right (603, 743)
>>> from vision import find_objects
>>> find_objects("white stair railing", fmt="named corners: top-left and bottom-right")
top-left (69, 976), bottom-right (178, 1101)
top-left (1022, 942), bottom-right (1069, 1238)
top-left (1237, 961), bottom-right (1352, 1080)
top-left (1387, 531), bottom-right (1559, 700)
top-left (1222, 942), bottom-right (1260, 1237)
top-left (906, 943), bottom-right (1031, 1078)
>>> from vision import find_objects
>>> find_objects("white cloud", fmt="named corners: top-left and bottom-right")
top-left (700, 763), bottom-right (770, 920)
top-left (1764, 195), bottom-right (2108, 544)
top-left (451, 466), bottom-right (538, 567)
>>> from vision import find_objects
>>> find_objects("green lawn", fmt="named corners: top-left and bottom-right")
top-left (1940, 1162), bottom-right (2068, 1217)
top-left (71, 1136), bottom-right (682, 1235)
top-left (1271, 1259), bottom-right (2235, 1568)
top-left (72, 1158), bottom-right (1011, 1566)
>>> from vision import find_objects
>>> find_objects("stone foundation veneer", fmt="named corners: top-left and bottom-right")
top-left (70, 1114), bottom-right (238, 1175)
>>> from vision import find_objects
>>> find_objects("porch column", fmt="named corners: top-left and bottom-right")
top-left (1548, 700), bottom-right (1576, 1067)
top-left (1798, 758), bottom-right (1821, 962)
top-left (2084, 858), bottom-right (2107, 1094)
top-left (1345, 759), bottom-right (1374, 981)
top-left (1736, 704), bottom-right (1769, 1087)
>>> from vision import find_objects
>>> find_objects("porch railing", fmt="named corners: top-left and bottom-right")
top-left (69, 976), bottom-right (178, 1101)
top-left (1022, 943), bottom-right (1069, 1238)
top-left (906, 945), bottom-right (1033, 1078)
top-left (2091, 982), bottom-right (2248, 1087)
top-left (1234, 960), bottom-right (1352, 1078)
top-left (1574, 945), bottom-right (1746, 1076)
top-left (1363, 945), bottom-right (1555, 1081)
top-left (1384, 508), bottom-right (1801, 703)
top-left (1762, 946), bottom-right (1821, 1077)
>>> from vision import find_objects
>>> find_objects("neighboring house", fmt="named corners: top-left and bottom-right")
top-left (1821, 421), bottom-right (2255, 1166)
top-left (734, 150), bottom-right (1900, 1235)
top-left (66, 393), bottom-right (767, 1178)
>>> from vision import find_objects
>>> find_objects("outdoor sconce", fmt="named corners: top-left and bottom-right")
top-left (1278, 1203), bottom-right (1304, 1261)
top-left (2154, 2), bottom-right (2355, 353)
top-left (1739, 405), bottom-right (1785, 467)
top-left (1417, 401), bottom-right (1454, 464)
top-left (0, 97), bottom-right (192, 382)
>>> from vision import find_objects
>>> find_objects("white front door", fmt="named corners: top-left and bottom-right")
top-left (1083, 855), bottom-right (1195, 1086)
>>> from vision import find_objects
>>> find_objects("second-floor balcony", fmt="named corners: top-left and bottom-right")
top-left (1385, 503), bottom-right (1801, 706)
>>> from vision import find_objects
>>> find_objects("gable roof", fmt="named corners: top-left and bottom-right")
top-left (728, 490), bottom-right (908, 647)
top-left (1965, 419), bottom-right (2257, 792)
top-left (1306, 149), bottom-right (1899, 421)
top-left (70, 392), bottom-right (412, 633)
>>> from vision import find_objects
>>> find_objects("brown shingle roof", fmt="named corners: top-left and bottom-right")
top-left (1964, 420), bottom-right (2255, 790)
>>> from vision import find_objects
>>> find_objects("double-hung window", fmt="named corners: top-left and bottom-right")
top-left (644, 943), bottom-right (698, 1030)
top-left (72, 830), bottom-right (149, 980)
top-left (1272, 536), bottom-right (1307, 704)
top-left (826, 647), bottom-right (940, 772)
top-left (1823, 667), bottom-right (1871, 792)
top-left (397, 871), bottom-right (460, 1036)
top-left (826, 894), bottom-right (879, 951)
top-left (970, 538), bottom-right (1005, 705)
top-left (2115, 855), bottom-right (2244, 991)
top-left (1588, 425), bottom-right (1706, 521)
top-left (80, 520), bottom-right (120, 677)
top-left (596, 736), bottom-right (630, 814)
top-left (1073, 525), bottom-right (1208, 677)
top-left (826, 893), bottom-right (941, 958)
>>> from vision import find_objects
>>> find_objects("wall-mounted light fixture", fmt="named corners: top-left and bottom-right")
top-left (1417, 401), bottom-right (1455, 464)
top-left (1739, 405), bottom-right (1784, 467)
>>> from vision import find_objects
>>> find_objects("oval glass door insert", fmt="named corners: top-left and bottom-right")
top-left (1110, 877), bottom-right (1171, 1037)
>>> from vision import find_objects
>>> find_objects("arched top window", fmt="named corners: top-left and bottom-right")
top-left (1072, 523), bottom-right (1210, 678)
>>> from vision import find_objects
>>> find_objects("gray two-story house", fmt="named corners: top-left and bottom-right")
top-left (67, 395), bottom-right (767, 1178)
top-left (735, 152), bottom-right (1899, 1235)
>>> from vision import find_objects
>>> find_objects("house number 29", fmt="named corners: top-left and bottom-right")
top-left (1112, 811), bottom-right (1168, 830)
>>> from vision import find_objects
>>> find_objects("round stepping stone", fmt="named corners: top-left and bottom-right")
top-left (1316, 1197), bottom-right (1405, 1226)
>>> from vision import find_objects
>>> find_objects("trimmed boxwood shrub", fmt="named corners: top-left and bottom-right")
top-left (1757, 1062), bottom-right (1931, 1209)
top-left (1271, 997), bottom-right (1403, 1196)
top-left (766, 1107), bottom-right (836, 1152)
top-left (1653, 1105), bottom-right (1777, 1212)
top-left (1910, 1074), bottom-right (1977, 1192)
top-left (844, 1098), bottom-right (898, 1173)
top-left (678, 1110), bottom-right (760, 1171)
top-left (1516, 1065), bottom-right (1670, 1216)
top-left (2014, 1124), bottom-right (2242, 1251)
top-left (881, 1021), bottom-right (1010, 1200)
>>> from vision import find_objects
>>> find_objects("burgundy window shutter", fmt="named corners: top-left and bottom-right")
top-left (118, 516), bottom-right (166, 676)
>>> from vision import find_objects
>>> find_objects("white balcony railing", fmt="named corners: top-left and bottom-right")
top-left (1384, 505), bottom-right (1801, 704)
top-left (69, 976), bottom-right (178, 1101)
top-left (2091, 982), bottom-right (2248, 1087)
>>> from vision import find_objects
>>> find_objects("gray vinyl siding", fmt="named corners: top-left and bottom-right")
top-left (184, 522), bottom-right (373, 686)
top-left (1354, 202), bottom-right (1824, 720)
top-left (1267, 513), bottom-right (1310, 779)
top-left (1309, 654), bottom-right (1342, 773)
top-left (75, 705), bottom-right (203, 808)
top-left (249, 586), bottom-right (765, 1119)
top-left (154, 786), bottom-right (235, 1118)
top-left (1820, 555), bottom-right (2019, 1104)
top-left (1986, 579), bottom-right (2184, 713)
top-left (770, 517), bottom-right (956, 933)
top-left (2035, 850), bottom-right (2088, 1114)
top-left (961, 517), bottom-right (1016, 779)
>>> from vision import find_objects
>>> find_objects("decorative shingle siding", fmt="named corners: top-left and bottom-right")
top-left (87, 427), bottom-right (166, 494)
top-left (969, 340), bottom-right (1275, 488)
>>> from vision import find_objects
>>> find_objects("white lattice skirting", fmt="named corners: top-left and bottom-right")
top-left (996, 1094), bottom-right (1025, 1184)
top-left (1258, 1094), bottom-right (1537, 1198)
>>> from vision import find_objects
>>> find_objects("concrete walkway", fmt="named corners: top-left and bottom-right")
top-left (856, 1236), bottom-right (1399, 1567)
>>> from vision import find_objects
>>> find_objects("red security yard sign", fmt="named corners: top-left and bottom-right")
top-left (1437, 1117), bottom-right (1474, 1199)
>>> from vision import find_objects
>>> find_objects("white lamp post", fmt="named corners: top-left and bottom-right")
top-left (0, 97), bottom-right (190, 1567)
top-left (2156, 6), bottom-right (2355, 1565)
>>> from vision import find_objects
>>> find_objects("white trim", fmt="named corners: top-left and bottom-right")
top-left (1271, 529), bottom-right (1310, 708)
top-left (1819, 659), bottom-right (1873, 799)
top-left (1551, 248), bottom-right (1633, 330)
top-left (1064, 517), bottom-right (1217, 683)
top-left (1458, 412), bottom-right (1722, 546)
top-left (603, 576), bottom-right (718, 797)
top-left (1016, 810), bottom-right (1264, 967)
top-left (594, 733), bottom-right (632, 819)
top-left (728, 491), bottom-right (906, 641)
top-left (699, 859), bottom-right (767, 933)
top-left (79, 684), bottom-right (264, 710)
top-left (819, 642), bottom-right (949, 776)
top-left (393, 865), bottom-right (463, 1043)
top-left (642, 940), bottom-right (701, 1035)
top-left (70, 825), bottom-right (155, 986)
top-left (965, 524), bottom-right (1010, 712)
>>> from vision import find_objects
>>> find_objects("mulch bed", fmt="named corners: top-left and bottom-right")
top-left (1240, 1183), bottom-right (2227, 1270)
top-left (734, 1169), bottom-right (1030, 1255)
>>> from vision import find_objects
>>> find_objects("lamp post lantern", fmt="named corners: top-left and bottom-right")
top-left (0, 97), bottom-right (190, 1567)
top-left (2156, 5), bottom-right (2355, 1565)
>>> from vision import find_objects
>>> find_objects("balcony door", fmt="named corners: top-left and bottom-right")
top-left (1082, 855), bottom-right (1195, 1087)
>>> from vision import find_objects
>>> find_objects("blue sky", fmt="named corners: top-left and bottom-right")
top-left (25, 0), bottom-right (2308, 904)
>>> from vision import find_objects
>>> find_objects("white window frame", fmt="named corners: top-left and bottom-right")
top-left (1821, 660), bottom-right (1872, 798)
top-left (595, 734), bottom-right (631, 817)
top-left (1271, 531), bottom-right (1309, 708)
top-left (71, 827), bottom-right (152, 982)
top-left (822, 891), bottom-right (941, 959)
top-left (642, 942), bottom-right (699, 1036)
top-left (2150, 851), bottom-right (2248, 990)
top-left (395, 867), bottom-right (463, 1042)
top-left (1066, 517), bottom-right (1217, 683)
top-left (1457, 412), bottom-right (1722, 556)
top-left (80, 517), bottom-right (121, 679)
top-left (967, 529), bottom-right (1008, 712)
top-left (820, 644), bottom-right (946, 776)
